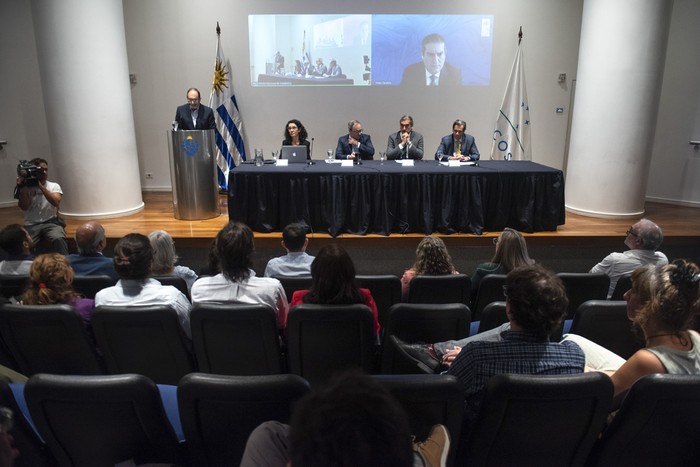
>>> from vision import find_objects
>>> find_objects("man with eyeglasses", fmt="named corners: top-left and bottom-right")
top-left (590, 218), bottom-right (668, 298)
top-left (173, 87), bottom-right (216, 131)
top-left (335, 120), bottom-right (375, 161)
top-left (386, 115), bottom-right (424, 160)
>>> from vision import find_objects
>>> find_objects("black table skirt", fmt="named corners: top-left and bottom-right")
top-left (228, 160), bottom-right (565, 236)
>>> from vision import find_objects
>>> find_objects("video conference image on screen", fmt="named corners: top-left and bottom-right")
top-left (249, 14), bottom-right (494, 87)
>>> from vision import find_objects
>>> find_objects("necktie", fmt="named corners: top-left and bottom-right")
top-left (430, 75), bottom-right (436, 86)
top-left (456, 141), bottom-right (461, 155)
top-left (403, 144), bottom-right (408, 159)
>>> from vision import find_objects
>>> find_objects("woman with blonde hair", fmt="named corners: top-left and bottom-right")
top-left (401, 236), bottom-right (459, 301)
top-left (148, 230), bottom-right (198, 293)
top-left (471, 228), bottom-right (534, 293)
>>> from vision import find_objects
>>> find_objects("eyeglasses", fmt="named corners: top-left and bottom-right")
top-left (626, 229), bottom-right (638, 237)
top-left (187, 98), bottom-right (200, 103)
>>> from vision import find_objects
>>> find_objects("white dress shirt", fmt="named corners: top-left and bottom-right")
top-left (264, 252), bottom-right (315, 278)
top-left (590, 249), bottom-right (669, 298)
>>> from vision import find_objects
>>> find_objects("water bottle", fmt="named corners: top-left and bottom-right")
top-left (255, 148), bottom-right (264, 167)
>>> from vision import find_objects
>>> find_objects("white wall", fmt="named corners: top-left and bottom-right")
top-left (1, 0), bottom-right (698, 209)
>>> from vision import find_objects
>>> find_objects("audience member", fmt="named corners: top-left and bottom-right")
top-left (67, 221), bottom-right (118, 280)
top-left (590, 218), bottom-right (668, 298)
top-left (240, 371), bottom-right (449, 467)
top-left (401, 33), bottom-right (462, 86)
top-left (0, 432), bottom-right (19, 467)
top-left (148, 229), bottom-right (198, 293)
top-left (174, 87), bottom-right (215, 131)
top-left (94, 233), bottom-right (192, 337)
top-left (291, 244), bottom-right (380, 336)
top-left (393, 265), bottom-right (585, 434)
top-left (15, 157), bottom-right (68, 255)
top-left (191, 222), bottom-right (288, 330)
top-left (471, 228), bottom-right (534, 294)
top-left (281, 119), bottom-right (311, 160)
top-left (401, 236), bottom-right (459, 301)
top-left (335, 120), bottom-right (375, 161)
top-left (386, 115), bottom-right (424, 160)
top-left (264, 223), bottom-right (315, 277)
top-left (567, 259), bottom-right (700, 399)
top-left (435, 119), bottom-right (479, 161)
top-left (0, 224), bottom-right (33, 275)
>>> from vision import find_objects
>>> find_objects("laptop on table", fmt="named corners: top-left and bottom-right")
top-left (280, 145), bottom-right (308, 163)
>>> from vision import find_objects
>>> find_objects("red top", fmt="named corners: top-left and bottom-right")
top-left (290, 288), bottom-right (381, 335)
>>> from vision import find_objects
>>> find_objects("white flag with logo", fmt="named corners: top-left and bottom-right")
top-left (209, 26), bottom-right (246, 189)
top-left (490, 44), bottom-right (531, 160)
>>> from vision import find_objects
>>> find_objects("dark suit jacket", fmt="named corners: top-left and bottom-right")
top-left (174, 104), bottom-right (216, 131)
top-left (400, 62), bottom-right (463, 86)
top-left (386, 131), bottom-right (424, 160)
top-left (67, 253), bottom-right (118, 281)
top-left (435, 133), bottom-right (480, 161)
top-left (336, 133), bottom-right (375, 160)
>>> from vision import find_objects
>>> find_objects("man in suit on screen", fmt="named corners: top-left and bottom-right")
top-left (174, 87), bottom-right (215, 131)
top-left (401, 34), bottom-right (462, 86)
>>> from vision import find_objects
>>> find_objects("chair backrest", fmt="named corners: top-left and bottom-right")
top-left (610, 274), bottom-right (632, 300)
top-left (380, 303), bottom-right (471, 374)
top-left (274, 275), bottom-right (313, 302)
top-left (0, 274), bottom-right (28, 299)
top-left (71, 275), bottom-right (116, 299)
top-left (557, 273), bottom-right (611, 319)
top-left (569, 300), bottom-right (642, 359)
top-left (286, 304), bottom-right (375, 385)
top-left (462, 372), bottom-right (613, 467)
top-left (373, 374), bottom-right (464, 466)
top-left (587, 374), bottom-right (700, 466)
top-left (91, 305), bottom-right (195, 385)
top-left (151, 275), bottom-right (190, 300)
top-left (0, 380), bottom-right (56, 467)
top-left (178, 372), bottom-right (311, 467)
top-left (355, 274), bottom-right (401, 331)
top-left (190, 303), bottom-right (283, 375)
top-left (476, 301), bottom-right (509, 334)
top-left (408, 274), bottom-right (471, 305)
top-left (0, 304), bottom-right (104, 376)
top-left (470, 274), bottom-right (507, 321)
top-left (25, 373), bottom-right (184, 467)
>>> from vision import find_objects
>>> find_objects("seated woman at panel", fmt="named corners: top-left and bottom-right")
top-left (567, 259), bottom-right (700, 400)
top-left (471, 227), bottom-right (535, 294)
top-left (400, 235), bottom-right (459, 301)
top-left (291, 244), bottom-right (380, 337)
top-left (94, 233), bottom-right (192, 337)
top-left (148, 229), bottom-right (198, 293)
top-left (282, 119), bottom-right (311, 160)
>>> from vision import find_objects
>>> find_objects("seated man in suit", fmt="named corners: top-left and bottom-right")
top-left (435, 119), bottom-right (480, 161)
top-left (67, 221), bottom-right (118, 280)
top-left (174, 87), bottom-right (216, 131)
top-left (336, 120), bottom-right (375, 161)
top-left (386, 115), bottom-right (424, 160)
top-left (401, 34), bottom-right (462, 86)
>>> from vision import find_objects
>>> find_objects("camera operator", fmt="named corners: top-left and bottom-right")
top-left (16, 157), bottom-right (68, 255)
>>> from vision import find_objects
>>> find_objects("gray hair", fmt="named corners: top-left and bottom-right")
top-left (348, 120), bottom-right (362, 132)
top-left (400, 115), bottom-right (414, 126)
top-left (635, 218), bottom-right (664, 250)
top-left (148, 229), bottom-right (178, 274)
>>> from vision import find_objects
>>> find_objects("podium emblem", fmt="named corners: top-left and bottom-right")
top-left (181, 135), bottom-right (200, 157)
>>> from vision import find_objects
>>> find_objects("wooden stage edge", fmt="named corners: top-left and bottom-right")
top-left (1, 191), bottom-right (699, 249)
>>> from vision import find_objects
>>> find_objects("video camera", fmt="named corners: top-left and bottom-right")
top-left (13, 160), bottom-right (44, 199)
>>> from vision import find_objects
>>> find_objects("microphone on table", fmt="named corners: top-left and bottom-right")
top-left (308, 138), bottom-right (316, 165)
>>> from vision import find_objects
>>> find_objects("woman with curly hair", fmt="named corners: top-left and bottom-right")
top-left (400, 236), bottom-right (459, 301)
top-left (21, 253), bottom-right (94, 322)
top-left (281, 119), bottom-right (311, 160)
top-left (471, 228), bottom-right (535, 294)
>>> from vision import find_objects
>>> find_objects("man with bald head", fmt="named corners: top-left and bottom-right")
top-left (590, 218), bottom-right (668, 298)
top-left (67, 221), bottom-right (117, 280)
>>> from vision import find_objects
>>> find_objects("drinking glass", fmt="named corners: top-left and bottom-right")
top-left (379, 152), bottom-right (386, 164)
top-left (326, 149), bottom-right (334, 163)
top-left (254, 148), bottom-right (264, 167)
top-left (272, 150), bottom-right (279, 162)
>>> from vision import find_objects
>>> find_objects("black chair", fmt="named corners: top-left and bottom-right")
top-left (178, 372), bottom-right (311, 467)
top-left (274, 275), bottom-right (313, 302)
top-left (356, 274), bottom-right (402, 332)
top-left (470, 274), bottom-right (507, 321)
top-left (569, 300), bottom-right (642, 359)
top-left (0, 274), bottom-right (28, 299)
top-left (373, 374), bottom-right (464, 466)
top-left (0, 304), bottom-right (104, 376)
top-left (72, 275), bottom-right (116, 298)
top-left (286, 303), bottom-right (375, 385)
top-left (586, 374), bottom-right (700, 466)
top-left (380, 303), bottom-right (471, 374)
top-left (0, 380), bottom-right (56, 467)
top-left (25, 373), bottom-right (184, 467)
top-left (408, 274), bottom-right (471, 306)
top-left (151, 275), bottom-right (190, 300)
top-left (460, 372), bottom-right (613, 467)
top-left (557, 273), bottom-right (610, 319)
top-left (190, 303), bottom-right (283, 375)
top-left (610, 274), bottom-right (632, 300)
top-left (476, 301), bottom-right (509, 334)
top-left (91, 305), bottom-right (195, 385)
